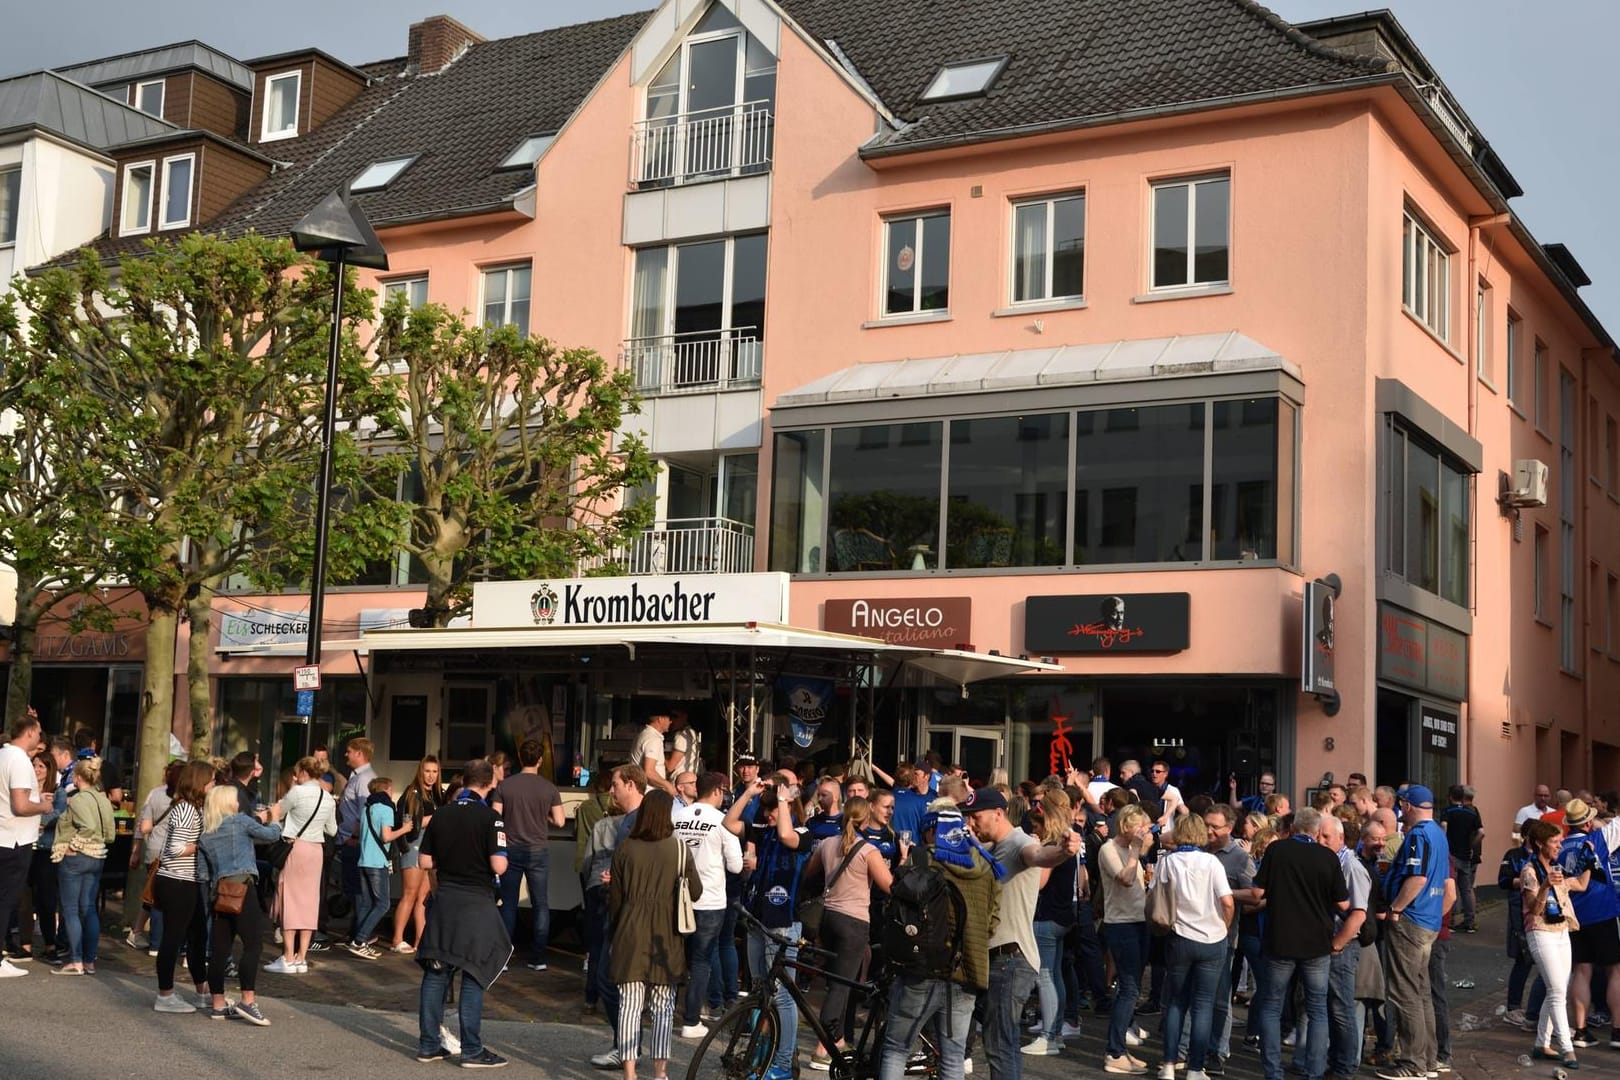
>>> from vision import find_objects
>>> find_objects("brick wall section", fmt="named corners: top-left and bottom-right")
top-left (407, 15), bottom-right (485, 74)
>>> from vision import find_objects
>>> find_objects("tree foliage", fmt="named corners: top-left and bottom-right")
top-left (366, 297), bottom-right (657, 625)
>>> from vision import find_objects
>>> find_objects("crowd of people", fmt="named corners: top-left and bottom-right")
top-left (2, 701), bottom-right (1618, 1080)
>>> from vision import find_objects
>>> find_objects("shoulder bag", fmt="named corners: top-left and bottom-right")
top-left (139, 801), bottom-right (176, 908)
top-left (269, 790), bottom-right (325, 872)
top-left (1146, 857), bottom-right (1177, 936)
top-left (214, 875), bottom-right (251, 916)
top-left (675, 838), bottom-right (697, 935)
top-left (796, 838), bottom-right (868, 941)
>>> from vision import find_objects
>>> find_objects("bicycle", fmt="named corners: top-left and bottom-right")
top-left (686, 904), bottom-right (943, 1080)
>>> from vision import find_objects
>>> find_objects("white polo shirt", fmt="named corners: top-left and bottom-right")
top-left (0, 743), bottom-right (42, 849)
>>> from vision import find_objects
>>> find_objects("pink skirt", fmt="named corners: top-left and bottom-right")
top-left (275, 840), bottom-right (322, 931)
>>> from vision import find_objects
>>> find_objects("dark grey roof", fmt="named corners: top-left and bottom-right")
top-left (776, 0), bottom-right (1384, 154)
top-left (55, 41), bottom-right (254, 93)
top-left (0, 70), bottom-right (175, 150)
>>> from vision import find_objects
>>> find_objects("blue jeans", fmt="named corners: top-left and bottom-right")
top-left (353, 866), bottom-right (390, 944)
top-left (1163, 935), bottom-right (1226, 1071)
top-left (684, 907), bottom-right (724, 1025)
top-left (57, 854), bottom-right (103, 965)
top-left (747, 922), bottom-right (800, 1074)
top-left (498, 844), bottom-right (551, 965)
top-left (582, 883), bottom-right (608, 1007)
top-left (420, 963), bottom-right (486, 1058)
top-left (1033, 921), bottom-right (1068, 1038)
top-left (1238, 930), bottom-right (1265, 1035)
top-left (985, 950), bottom-right (1038, 1080)
top-left (1102, 921), bottom-right (1149, 1057)
top-left (879, 975), bottom-right (975, 1080)
top-left (1326, 943), bottom-right (1362, 1075)
top-left (710, 894), bottom-right (740, 1007)
top-left (1257, 954), bottom-right (1329, 1080)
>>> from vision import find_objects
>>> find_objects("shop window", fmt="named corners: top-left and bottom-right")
top-left (826, 422), bottom-right (943, 571)
top-left (946, 413), bottom-right (1068, 568)
top-left (1075, 404), bottom-right (1205, 564)
top-left (1385, 420), bottom-right (1470, 607)
top-left (768, 428), bottom-right (825, 574)
top-left (1210, 398), bottom-right (1295, 562)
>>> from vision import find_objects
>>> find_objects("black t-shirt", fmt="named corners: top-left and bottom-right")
top-left (1439, 804), bottom-right (1483, 861)
top-left (420, 794), bottom-right (507, 889)
top-left (1255, 837), bottom-right (1348, 960)
top-left (232, 779), bottom-right (257, 815)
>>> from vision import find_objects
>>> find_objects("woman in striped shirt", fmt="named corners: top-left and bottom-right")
top-left (154, 760), bottom-right (215, 1013)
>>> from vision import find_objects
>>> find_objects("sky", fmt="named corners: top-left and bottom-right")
top-left (4, 0), bottom-right (1615, 334)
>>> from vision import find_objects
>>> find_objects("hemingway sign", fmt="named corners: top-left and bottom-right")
top-left (823, 597), bottom-right (971, 650)
top-left (472, 573), bottom-right (790, 629)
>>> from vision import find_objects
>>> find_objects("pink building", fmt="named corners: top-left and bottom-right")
top-left (17, 2), bottom-right (1617, 847)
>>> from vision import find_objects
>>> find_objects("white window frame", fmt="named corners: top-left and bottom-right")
top-left (1149, 172), bottom-right (1231, 292)
top-left (260, 70), bottom-right (302, 142)
top-left (480, 263), bottom-right (532, 334)
top-left (920, 57), bottom-right (1008, 102)
top-left (499, 133), bottom-right (557, 170)
top-left (881, 209), bottom-right (951, 318)
top-left (134, 78), bottom-right (165, 118)
top-left (1505, 310), bottom-right (1522, 409)
top-left (1475, 280), bottom-right (1490, 383)
top-left (157, 153), bottom-right (195, 231)
top-left (1008, 190), bottom-right (1086, 306)
top-left (351, 156), bottom-right (418, 192)
top-left (1534, 524), bottom-right (1549, 622)
top-left (383, 275), bottom-right (429, 309)
top-left (0, 165), bottom-right (19, 247)
top-left (1402, 210), bottom-right (1451, 342)
top-left (119, 160), bottom-right (156, 237)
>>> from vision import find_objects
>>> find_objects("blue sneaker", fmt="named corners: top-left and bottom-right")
top-left (764, 1068), bottom-right (794, 1080)
top-left (417, 1047), bottom-right (453, 1063)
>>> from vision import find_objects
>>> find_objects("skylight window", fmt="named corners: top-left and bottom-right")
top-left (351, 156), bottom-right (418, 192)
top-left (920, 57), bottom-right (1007, 102)
top-left (499, 133), bottom-right (557, 170)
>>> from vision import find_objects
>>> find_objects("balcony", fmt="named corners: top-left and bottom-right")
top-left (623, 327), bottom-right (761, 396)
top-left (631, 101), bottom-right (773, 188)
top-left (588, 517), bottom-right (756, 575)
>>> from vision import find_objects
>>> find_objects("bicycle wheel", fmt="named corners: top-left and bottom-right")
top-left (686, 996), bottom-right (781, 1080)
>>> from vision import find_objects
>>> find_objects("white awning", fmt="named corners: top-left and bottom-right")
top-left (325, 622), bottom-right (1060, 683)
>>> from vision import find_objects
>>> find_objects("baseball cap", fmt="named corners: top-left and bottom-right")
top-left (964, 787), bottom-right (1008, 812)
top-left (1566, 798), bottom-right (1595, 827)
top-left (1401, 784), bottom-right (1435, 809)
top-left (735, 752), bottom-right (758, 767)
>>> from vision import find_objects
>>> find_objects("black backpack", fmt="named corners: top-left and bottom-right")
top-left (882, 851), bottom-right (967, 980)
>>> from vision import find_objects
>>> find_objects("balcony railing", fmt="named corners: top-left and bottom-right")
top-left (631, 101), bottom-right (774, 188)
top-left (587, 517), bottom-right (756, 576)
top-left (622, 327), bottom-right (761, 396)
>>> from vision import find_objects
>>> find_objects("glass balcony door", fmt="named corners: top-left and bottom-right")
top-left (629, 235), bottom-right (766, 394)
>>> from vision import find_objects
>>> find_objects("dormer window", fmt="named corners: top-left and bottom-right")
top-left (499, 133), bottom-right (556, 170)
top-left (351, 155), bottom-right (418, 192)
top-left (920, 57), bottom-right (1008, 102)
top-left (119, 160), bottom-right (156, 236)
top-left (134, 79), bottom-right (165, 118)
top-left (261, 71), bottom-right (301, 141)
top-left (159, 154), bottom-right (194, 230)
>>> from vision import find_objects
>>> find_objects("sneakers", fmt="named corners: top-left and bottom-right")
top-left (809, 1051), bottom-right (834, 1070)
top-left (307, 940), bottom-right (330, 952)
top-left (963, 1058), bottom-right (974, 1075)
top-left (418, 1048), bottom-right (454, 1064)
top-left (680, 1023), bottom-right (711, 1040)
top-left (589, 1049), bottom-right (622, 1070)
top-left (1127, 1026), bottom-right (1149, 1048)
top-left (1374, 1066), bottom-right (1429, 1080)
top-left (1061, 1021), bottom-right (1085, 1038)
top-left (1187, 1072), bottom-right (1211, 1080)
top-left (459, 1049), bottom-right (507, 1069)
top-left (0, 959), bottom-right (29, 979)
top-left (1137, 1002), bottom-right (1163, 1016)
top-left (1105, 1055), bottom-right (1149, 1075)
top-left (125, 930), bottom-right (149, 950)
top-left (441, 1027), bottom-right (463, 1055)
top-left (233, 1001), bottom-right (271, 1026)
top-left (1504, 1009), bottom-right (1530, 1029)
top-left (264, 956), bottom-right (299, 974)
top-left (1022, 1037), bottom-right (1063, 1056)
top-left (763, 1069), bottom-right (793, 1080)
top-left (154, 993), bottom-right (195, 1013)
top-left (1573, 1028), bottom-right (1598, 1048)
top-left (206, 1004), bottom-right (236, 1020)
top-left (274, 928), bottom-right (284, 945)
top-left (296, 960), bottom-right (310, 974)
top-left (1610, 1028), bottom-right (1620, 1050)
top-left (1158, 1064), bottom-right (1177, 1080)
top-left (391, 942), bottom-right (417, 954)
top-left (1436, 1059), bottom-right (1452, 1073)
top-left (51, 964), bottom-right (86, 975)
top-left (1205, 1057), bottom-right (1226, 1077)
top-left (525, 961), bottom-right (547, 971)
top-left (347, 941), bottom-right (383, 960)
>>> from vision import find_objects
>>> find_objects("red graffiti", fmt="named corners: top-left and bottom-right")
top-left (1049, 713), bottom-right (1075, 776)
top-left (1069, 622), bottom-right (1146, 649)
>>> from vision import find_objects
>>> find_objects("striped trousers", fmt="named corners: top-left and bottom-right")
top-left (617, 981), bottom-right (678, 1061)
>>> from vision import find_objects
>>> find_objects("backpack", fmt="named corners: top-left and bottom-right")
top-left (882, 852), bottom-right (967, 980)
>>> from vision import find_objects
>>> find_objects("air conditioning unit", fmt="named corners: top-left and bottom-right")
top-left (1508, 459), bottom-right (1549, 507)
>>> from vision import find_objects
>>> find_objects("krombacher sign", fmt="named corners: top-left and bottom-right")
top-left (473, 573), bottom-right (791, 629)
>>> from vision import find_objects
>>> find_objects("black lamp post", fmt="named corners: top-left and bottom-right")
top-left (290, 186), bottom-right (387, 751)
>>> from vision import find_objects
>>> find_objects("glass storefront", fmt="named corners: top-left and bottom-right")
top-left (217, 676), bottom-right (369, 783)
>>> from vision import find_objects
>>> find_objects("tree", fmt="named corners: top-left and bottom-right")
top-left (8, 234), bottom-right (397, 801)
top-left (0, 318), bottom-right (118, 726)
top-left (366, 298), bottom-right (657, 625)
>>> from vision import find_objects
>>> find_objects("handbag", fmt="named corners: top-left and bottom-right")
top-left (1146, 859), bottom-right (1177, 936)
top-left (268, 790), bottom-right (326, 872)
top-left (675, 839), bottom-right (697, 935)
top-left (796, 838), bottom-right (867, 941)
top-left (140, 858), bottom-right (161, 908)
top-left (214, 876), bottom-right (251, 916)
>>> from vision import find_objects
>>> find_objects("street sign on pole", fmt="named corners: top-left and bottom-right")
top-left (295, 689), bottom-right (316, 717)
top-left (294, 665), bottom-right (322, 691)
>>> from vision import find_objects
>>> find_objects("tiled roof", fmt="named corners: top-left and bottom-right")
top-left (0, 70), bottom-right (175, 150)
top-left (776, 0), bottom-right (1386, 153)
top-left (55, 41), bottom-right (255, 94)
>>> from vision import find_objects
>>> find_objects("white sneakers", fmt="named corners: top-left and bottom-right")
top-left (264, 956), bottom-right (306, 974)
top-left (0, 959), bottom-right (27, 979)
top-left (440, 1025), bottom-right (462, 1055)
top-left (154, 993), bottom-right (196, 1013)
top-left (1022, 1037), bottom-right (1063, 1056)
top-left (1159, 1064), bottom-right (1177, 1080)
top-left (679, 1023), bottom-right (710, 1039)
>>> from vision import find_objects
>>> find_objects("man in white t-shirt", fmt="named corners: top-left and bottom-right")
top-left (634, 714), bottom-right (674, 796)
top-left (0, 710), bottom-right (48, 979)
top-left (967, 787), bottom-right (1082, 1080)
top-left (1513, 784), bottom-right (1553, 834)
top-left (668, 708), bottom-right (701, 778)
top-left (673, 771), bottom-right (742, 1038)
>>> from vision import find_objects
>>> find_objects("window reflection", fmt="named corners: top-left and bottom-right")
top-left (947, 414), bottom-right (1068, 568)
top-left (1211, 398), bottom-right (1281, 561)
top-left (828, 423), bottom-right (942, 570)
top-left (1075, 404), bottom-right (1205, 564)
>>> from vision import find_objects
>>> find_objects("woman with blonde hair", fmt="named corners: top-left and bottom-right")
top-left (1026, 788), bottom-right (1082, 1055)
top-left (389, 755), bottom-right (443, 953)
top-left (1152, 813), bottom-right (1234, 1080)
top-left (1099, 803), bottom-right (1154, 1074)
top-left (198, 783), bottom-right (282, 1024)
top-left (807, 796), bottom-right (895, 1069)
top-left (262, 755), bottom-right (335, 974)
top-left (51, 756), bottom-right (116, 975)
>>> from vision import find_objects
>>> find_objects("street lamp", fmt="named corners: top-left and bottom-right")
top-left (290, 186), bottom-right (387, 752)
